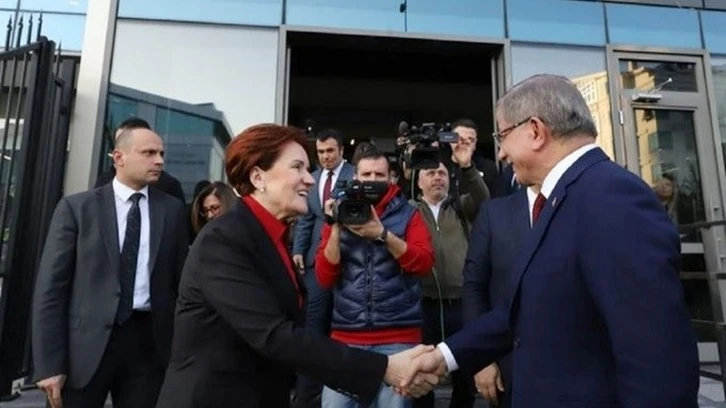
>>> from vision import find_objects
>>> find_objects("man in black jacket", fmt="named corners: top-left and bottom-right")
top-left (95, 118), bottom-right (185, 203)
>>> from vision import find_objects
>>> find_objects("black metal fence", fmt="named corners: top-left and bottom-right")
top-left (0, 15), bottom-right (76, 400)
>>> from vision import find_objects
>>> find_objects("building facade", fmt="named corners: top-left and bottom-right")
top-left (10, 0), bottom-right (726, 375)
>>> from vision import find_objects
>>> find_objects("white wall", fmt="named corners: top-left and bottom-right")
top-left (111, 20), bottom-right (279, 135)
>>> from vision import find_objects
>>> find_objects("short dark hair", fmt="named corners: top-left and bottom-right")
top-left (115, 117), bottom-right (152, 148)
top-left (451, 118), bottom-right (478, 132)
top-left (316, 128), bottom-right (343, 148)
top-left (355, 146), bottom-right (389, 172)
top-left (117, 117), bottom-right (151, 133)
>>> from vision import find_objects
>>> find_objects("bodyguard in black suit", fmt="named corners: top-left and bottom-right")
top-left (95, 117), bottom-right (186, 203)
top-left (462, 188), bottom-right (532, 408)
top-left (32, 126), bottom-right (188, 408)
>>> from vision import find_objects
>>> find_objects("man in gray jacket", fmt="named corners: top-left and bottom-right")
top-left (412, 136), bottom-right (489, 408)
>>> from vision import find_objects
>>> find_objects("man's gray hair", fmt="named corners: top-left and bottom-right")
top-left (497, 74), bottom-right (597, 139)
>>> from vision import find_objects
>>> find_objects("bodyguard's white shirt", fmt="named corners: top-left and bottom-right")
top-left (318, 159), bottom-right (346, 205)
top-left (112, 178), bottom-right (151, 311)
top-left (438, 143), bottom-right (599, 372)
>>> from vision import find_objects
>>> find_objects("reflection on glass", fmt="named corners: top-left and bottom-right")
top-left (407, 0), bottom-right (504, 38)
top-left (633, 108), bottom-right (710, 332)
top-left (620, 60), bottom-right (697, 93)
top-left (286, 0), bottom-right (404, 32)
top-left (606, 3), bottom-right (701, 49)
top-left (511, 43), bottom-right (614, 161)
top-left (713, 57), bottom-right (726, 182)
top-left (119, 0), bottom-right (282, 27)
top-left (506, 0), bottom-right (605, 46)
top-left (634, 109), bottom-right (704, 227)
top-left (701, 11), bottom-right (726, 54)
top-left (103, 85), bottom-right (232, 203)
top-left (20, 0), bottom-right (88, 13)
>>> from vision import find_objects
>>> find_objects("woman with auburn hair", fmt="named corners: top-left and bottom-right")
top-left (155, 124), bottom-right (435, 408)
top-left (190, 181), bottom-right (237, 235)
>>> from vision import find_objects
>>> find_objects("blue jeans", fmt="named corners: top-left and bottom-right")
top-left (322, 343), bottom-right (414, 408)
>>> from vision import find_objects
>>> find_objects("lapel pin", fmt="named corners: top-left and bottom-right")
top-left (552, 197), bottom-right (557, 207)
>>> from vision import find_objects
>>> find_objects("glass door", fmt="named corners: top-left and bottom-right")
top-left (613, 51), bottom-right (726, 376)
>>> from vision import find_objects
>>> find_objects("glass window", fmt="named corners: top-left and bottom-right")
top-left (705, 0), bottom-right (726, 10)
top-left (118, 0), bottom-right (282, 27)
top-left (31, 12), bottom-right (84, 51)
top-left (712, 56), bottom-right (726, 183)
top-left (156, 108), bottom-right (223, 201)
top-left (20, 0), bottom-right (87, 14)
top-left (286, 0), bottom-right (404, 32)
top-left (606, 3), bottom-right (701, 49)
top-left (100, 94), bottom-right (140, 173)
top-left (406, 0), bottom-right (503, 38)
top-left (510, 43), bottom-right (615, 161)
top-left (507, 0), bottom-right (606, 46)
top-left (619, 60), bottom-right (698, 92)
top-left (106, 20), bottom-right (264, 200)
top-left (702, 10), bottom-right (726, 55)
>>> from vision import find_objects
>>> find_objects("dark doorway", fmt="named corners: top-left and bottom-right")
top-left (286, 31), bottom-right (499, 164)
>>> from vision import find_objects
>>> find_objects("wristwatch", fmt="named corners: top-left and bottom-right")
top-left (375, 229), bottom-right (389, 244)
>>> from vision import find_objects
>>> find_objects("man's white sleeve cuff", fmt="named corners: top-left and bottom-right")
top-left (437, 342), bottom-right (459, 372)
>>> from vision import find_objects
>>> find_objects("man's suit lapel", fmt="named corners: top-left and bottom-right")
top-left (148, 189), bottom-right (165, 272)
top-left (508, 148), bottom-right (610, 313)
top-left (99, 184), bottom-right (120, 272)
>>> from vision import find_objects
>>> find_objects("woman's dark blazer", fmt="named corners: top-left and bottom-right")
top-left (155, 201), bottom-right (387, 408)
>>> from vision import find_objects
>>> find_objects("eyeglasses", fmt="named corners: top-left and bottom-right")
top-left (492, 116), bottom-right (534, 146)
top-left (201, 204), bottom-right (221, 218)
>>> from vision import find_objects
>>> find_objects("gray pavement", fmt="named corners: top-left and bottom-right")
top-left (2, 378), bottom-right (723, 407)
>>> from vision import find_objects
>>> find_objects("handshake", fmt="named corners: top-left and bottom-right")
top-left (383, 344), bottom-right (448, 398)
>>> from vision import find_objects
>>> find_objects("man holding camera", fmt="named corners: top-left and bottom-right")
top-left (315, 147), bottom-right (435, 408)
top-left (412, 138), bottom-right (489, 408)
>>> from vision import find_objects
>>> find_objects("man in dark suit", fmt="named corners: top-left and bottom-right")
top-left (492, 163), bottom-right (519, 198)
top-left (405, 74), bottom-right (699, 407)
top-left (32, 125), bottom-right (189, 408)
top-left (292, 129), bottom-right (354, 407)
top-left (95, 117), bottom-right (186, 203)
top-left (462, 187), bottom-right (534, 408)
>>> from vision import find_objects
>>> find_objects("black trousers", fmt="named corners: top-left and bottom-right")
top-left (293, 268), bottom-right (333, 408)
top-left (414, 298), bottom-right (475, 408)
top-left (57, 312), bottom-right (165, 408)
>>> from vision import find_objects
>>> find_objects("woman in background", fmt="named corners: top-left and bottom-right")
top-left (190, 181), bottom-right (237, 235)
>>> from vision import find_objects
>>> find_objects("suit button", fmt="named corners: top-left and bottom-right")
top-left (114, 291), bottom-right (121, 298)
top-left (513, 337), bottom-right (521, 348)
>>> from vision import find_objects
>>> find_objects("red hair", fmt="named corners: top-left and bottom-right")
top-left (226, 123), bottom-right (311, 196)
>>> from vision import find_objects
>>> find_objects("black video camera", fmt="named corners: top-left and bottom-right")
top-left (333, 180), bottom-right (389, 225)
top-left (398, 122), bottom-right (458, 170)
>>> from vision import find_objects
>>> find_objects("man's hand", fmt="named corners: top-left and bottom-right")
top-left (400, 346), bottom-right (448, 396)
top-left (37, 374), bottom-right (66, 408)
top-left (451, 136), bottom-right (475, 169)
top-left (475, 363), bottom-right (505, 406)
top-left (292, 254), bottom-right (305, 272)
top-left (384, 345), bottom-right (439, 398)
top-left (323, 199), bottom-right (336, 217)
top-left (344, 206), bottom-right (384, 240)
